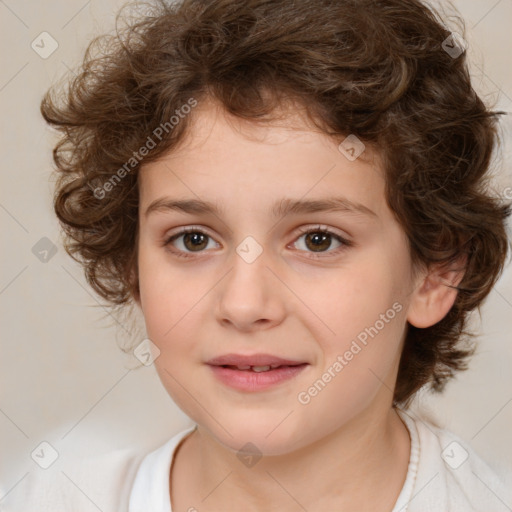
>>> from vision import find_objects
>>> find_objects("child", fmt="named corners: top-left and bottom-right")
top-left (5, 0), bottom-right (512, 510)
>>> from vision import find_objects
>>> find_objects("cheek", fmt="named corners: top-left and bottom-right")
top-left (137, 247), bottom-right (192, 341)
top-left (305, 250), bottom-right (405, 341)
top-left (137, 253), bottom-right (207, 410)
top-left (299, 247), bottom-right (408, 387)
top-left (294, 278), bottom-right (407, 431)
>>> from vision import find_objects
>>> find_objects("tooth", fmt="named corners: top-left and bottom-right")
top-left (236, 365), bottom-right (251, 370)
top-left (270, 364), bottom-right (281, 369)
top-left (251, 365), bottom-right (271, 372)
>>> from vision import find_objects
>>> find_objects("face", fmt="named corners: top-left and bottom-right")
top-left (136, 99), bottom-right (419, 456)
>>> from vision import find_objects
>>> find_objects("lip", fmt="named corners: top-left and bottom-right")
top-left (206, 353), bottom-right (307, 367)
top-left (206, 353), bottom-right (309, 392)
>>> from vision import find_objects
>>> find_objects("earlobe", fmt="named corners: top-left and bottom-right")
top-left (407, 257), bottom-right (466, 329)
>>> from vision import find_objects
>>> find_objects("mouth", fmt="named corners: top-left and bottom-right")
top-left (206, 353), bottom-right (309, 391)
top-left (216, 363), bottom-right (306, 372)
top-left (206, 353), bottom-right (308, 368)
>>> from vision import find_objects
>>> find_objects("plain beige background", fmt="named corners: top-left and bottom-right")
top-left (1, 0), bottom-right (511, 503)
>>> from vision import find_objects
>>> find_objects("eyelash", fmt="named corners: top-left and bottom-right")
top-left (163, 225), bottom-right (353, 260)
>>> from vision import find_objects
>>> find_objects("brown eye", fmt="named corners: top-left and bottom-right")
top-left (304, 232), bottom-right (333, 252)
top-left (181, 232), bottom-right (209, 251)
top-left (292, 226), bottom-right (352, 259)
top-left (164, 225), bottom-right (352, 260)
top-left (164, 228), bottom-right (218, 257)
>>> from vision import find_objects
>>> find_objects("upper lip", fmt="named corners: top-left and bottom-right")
top-left (206, 353), bottom-right (307, 367)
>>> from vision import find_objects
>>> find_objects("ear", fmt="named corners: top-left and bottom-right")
top-left (407, 256), bottom-right (467, 328)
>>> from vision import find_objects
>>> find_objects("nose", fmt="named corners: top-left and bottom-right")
top-left (215, 245), bottom-right (287, 332)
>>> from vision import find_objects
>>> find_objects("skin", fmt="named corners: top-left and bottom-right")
top-left (133, 97), bottom-right (463, 511)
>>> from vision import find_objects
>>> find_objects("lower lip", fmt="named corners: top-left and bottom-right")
top-left (208, 364), bottom-right (308, 392)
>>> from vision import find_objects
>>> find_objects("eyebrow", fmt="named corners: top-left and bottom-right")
top-left (145, 196), bottom-right (377, 219)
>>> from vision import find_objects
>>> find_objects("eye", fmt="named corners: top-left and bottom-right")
top-left (163, 225), bottom-right (352, 259)
top-left (291, 225), bottom-right (352, 258)
top-left (164, 227), bottom-right (218, 258)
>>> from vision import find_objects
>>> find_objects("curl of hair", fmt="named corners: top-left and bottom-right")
top-left (41, 0), bottom-right (511, 406)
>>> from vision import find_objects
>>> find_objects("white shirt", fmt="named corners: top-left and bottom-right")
top-left (2, 409), bottom-right (511, 511)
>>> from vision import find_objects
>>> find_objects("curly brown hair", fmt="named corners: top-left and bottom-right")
top-left (40, 0), bottom-right (511, 407)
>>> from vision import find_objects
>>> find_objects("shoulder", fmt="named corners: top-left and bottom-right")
top-left (0, 445), bottom-right (144, 512)
top-left (398, 408), bottom-right (512, 512)
top-left (129, 424), bottom-right (197, 511)
top-left (0, 425), bottom-right (197, 512)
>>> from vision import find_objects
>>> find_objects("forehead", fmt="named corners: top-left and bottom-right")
top-left (162, 96), bottom-right (377, 161)
top-left (139, 98), bottom-right (387, 220)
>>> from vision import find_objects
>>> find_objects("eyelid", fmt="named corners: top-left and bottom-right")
top-left (164, 225), bottom-right (215, 243)
top-left (294, 224), bottom-right (349, 240)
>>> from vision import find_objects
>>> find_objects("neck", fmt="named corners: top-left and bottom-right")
top-left (171, 404), bottom-right (411, 512)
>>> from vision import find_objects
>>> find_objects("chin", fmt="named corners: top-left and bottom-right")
top-left (202, 417), bottom-right (308, 457)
